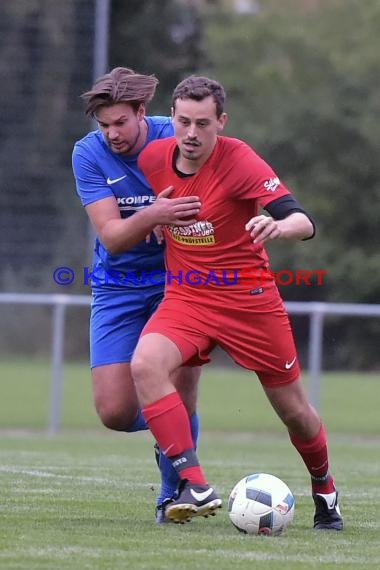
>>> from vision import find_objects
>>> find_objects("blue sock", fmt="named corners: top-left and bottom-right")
top-left (189, 410), bottom-right (200, 446)
top-left (156, 411), bottom-right (200, 505)
top-left (125, 410), bottom-right (148, 432)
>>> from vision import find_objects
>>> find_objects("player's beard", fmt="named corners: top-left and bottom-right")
top-left (110, 123), bottom-right (142, 155)
top-left (124, 123), bottom-right (142, 154)
top-left (181, 139), bottom-right (201, 160)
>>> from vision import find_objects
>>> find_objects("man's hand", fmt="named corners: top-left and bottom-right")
top-left (151, 186), bottom-right (201, 226)
top-left (246, 212), bottom-right (314, 243)
top-left (145, 225), bottom-right (164, 245)
top-left (245, 215), bottom-right (281, 244)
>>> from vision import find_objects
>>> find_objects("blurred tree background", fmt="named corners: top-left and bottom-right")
top-left (0, 0), bottom-right (379, 369)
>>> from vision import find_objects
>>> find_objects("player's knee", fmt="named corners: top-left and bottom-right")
top-left (130, 351), bottom-right (158, 385)
top-left (95, 402), bottom-right (137, 431)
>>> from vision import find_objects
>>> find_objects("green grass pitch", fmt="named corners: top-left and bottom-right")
top-left (0, 360), bottom-right (379, 569)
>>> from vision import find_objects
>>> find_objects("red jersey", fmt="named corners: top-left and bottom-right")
top-left (138, 136), bottom-right (291, 297)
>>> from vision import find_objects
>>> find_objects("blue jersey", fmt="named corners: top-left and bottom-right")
top-left (72, 116), bottom-right (173, 288)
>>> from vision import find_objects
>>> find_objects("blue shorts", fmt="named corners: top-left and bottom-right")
top-left (90, 286), bottom-right (164, 368)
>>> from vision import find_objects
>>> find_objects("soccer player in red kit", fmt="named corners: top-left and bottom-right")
top-left (131, 76), bottom-right (343, 530)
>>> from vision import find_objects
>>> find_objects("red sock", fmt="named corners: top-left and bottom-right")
top-left (178, 465), bottom-right (206, 485)
top-left (289, 423), bottom-right (335, 494)
top-left (142, 392), bottom-right (206, 485)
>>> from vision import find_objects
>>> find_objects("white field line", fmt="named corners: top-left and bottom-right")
top-left (2, 467), bottom-right (380, 500)
top-left (0, 465), bottom-right (153, 488)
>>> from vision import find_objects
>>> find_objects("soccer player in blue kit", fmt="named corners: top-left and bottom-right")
top-left (72, 67), bottom-right (202, 522)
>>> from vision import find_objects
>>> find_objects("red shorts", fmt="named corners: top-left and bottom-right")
top-left (141, 283), bottom-right (300, 388)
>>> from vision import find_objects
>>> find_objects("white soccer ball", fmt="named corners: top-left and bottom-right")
top-left (228, 473), bottom-right (295, 536)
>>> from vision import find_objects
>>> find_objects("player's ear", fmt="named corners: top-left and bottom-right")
top-left (137, 104), bottom-right (145, 120)
top-left (217, 112), bottom-right (228, 132)
top-left (171, 106), bottom-right (175, 119)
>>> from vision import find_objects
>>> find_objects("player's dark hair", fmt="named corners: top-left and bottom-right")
top-left (81, 67), bottom-right (159, 117)
top-left (172, 76), bottom-right (226, 118)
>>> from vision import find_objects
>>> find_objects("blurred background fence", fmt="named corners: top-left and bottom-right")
top-left (1, 0), bottom-right (379, 390)
top-left (1, 292), bottom-right (379, 434)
